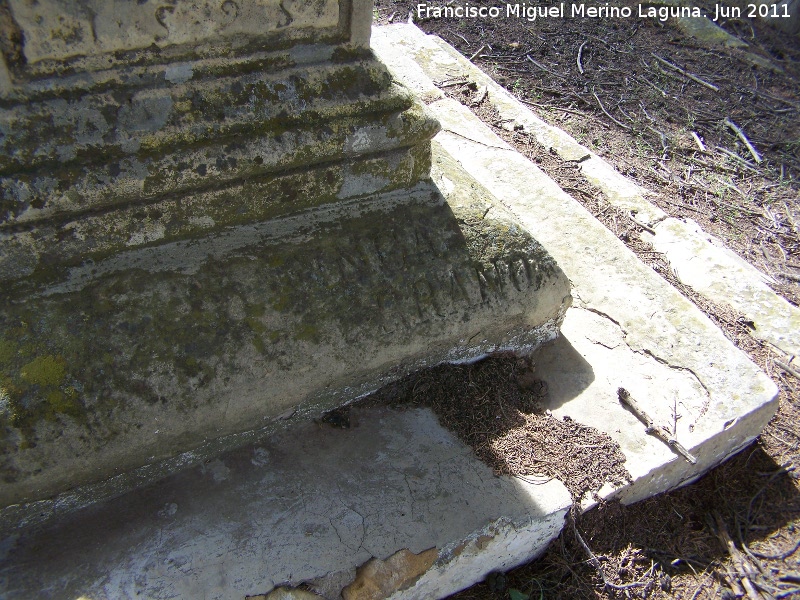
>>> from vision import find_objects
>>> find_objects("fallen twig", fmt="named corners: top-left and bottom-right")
top-left (724, 118), bottom-right (763, 164)
top-left (570, 513), bottom-right (648, 591)
top-left (751, 537), bottom-right (800, 561)
top-left (651, 52), bottom-right (720, 91)
top-left (637, 74), bottom-right (668, 97)
top-left (446, 29), bottom-right (470, 45)
top-left (577, 40), bottom-right (587, 75)
top-left (691, 131), bottom-right (707, 151)
top-left (716, 146), bottom-right (759, 171)
top-left (659, 197), bottom-right (706, 214)
top-left (526, 54), bottom-right (566, 79)
top-left (689, 573), bottom-right (713, 600)
top-left (469, 44), bottom-right (487, 62)
top-left (776, 360), bottom-right (800, 380)
top-left (519, 98), bottom-right (602, 123)
top-left (436, 77), bottom-right (469, 88)
top-left (561, 185), bottom-right (594, 198)
top-left (618, 388), bottom-right (697, 463)
top-left (713, 175), bottom-right (747, 199)
top-left (646, 125), bottom-right (669, 157)
top-left (592, 89), bottom-right (631, 130)
top-left (713, 513), bottom-right (765, 600)
top-left (630, 213), bottom-right (657, 235)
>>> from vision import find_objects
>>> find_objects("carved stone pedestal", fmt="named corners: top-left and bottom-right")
top-left (0, 0), bottom-right (570, 520)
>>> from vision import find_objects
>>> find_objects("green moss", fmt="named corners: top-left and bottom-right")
top-left (271, 294), bottom-right (293, 312)
top-left (246, 303), bottom-right (267, 318)
top-left (294, 323), bottom-right (319, 342)
top-left (245, 317), bottom-right (267, 334)
top-left (0, 339), bottom-right (15, 365)
top-left (20, 355), bottom-right (66, 387)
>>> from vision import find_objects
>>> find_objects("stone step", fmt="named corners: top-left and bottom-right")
top-left (0, 406), bottom-right (572, 600)
top-left (371, 24), bottom-right (778, 507)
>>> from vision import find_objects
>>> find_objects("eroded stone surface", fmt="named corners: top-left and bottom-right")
top-left (0, 407), bottom-right (572, 599)
top-left (342, 548), bottom-right (438, 600)
top-left (647, 218), bottom-right (800, 357)
top-left (1, 163), bottom-right (570, 518)
top-left (0, 6), bottom-right (570, 519)
top-left (8, 0), bottom-right (340, 65)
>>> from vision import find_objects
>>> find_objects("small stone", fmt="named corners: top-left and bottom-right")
top-left (486, 570), bottom-right (507, 592)
top-left (659, 573), bottom-right (672, 592)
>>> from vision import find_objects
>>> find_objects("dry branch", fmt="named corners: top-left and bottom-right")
top-left (775, 360), bottom-right (800, 380)
top-left (592, 89), bottom-right (631, 130)
top-left (716, 146), bottom-right (759, 171)
top-left (630, 213), bottom-right (657, 235)
top-left (713, 513), bottom-right (766, 600)
top-left (724, 118), bottom-right (763, 164)
top-left (570, 514), bottom-right (648, 591)
top-left (468, 44), bottom-right (487, 62)
top-left (618, 388), bottom-right (697, 463)
top-left (650, 52), bottom-right (720, 91)
top-left (691, 131), bottom-right (707, 151)
top-left (526, 54), bottom-right (566, 79)
top-left (577, 40), bottom-right (587, 75)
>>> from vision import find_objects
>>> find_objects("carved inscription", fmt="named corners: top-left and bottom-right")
top-left (260, 206), bottom-right (549, 342)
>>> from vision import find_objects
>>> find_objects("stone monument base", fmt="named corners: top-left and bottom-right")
top-left (0, 144), bottom-right (571, 521)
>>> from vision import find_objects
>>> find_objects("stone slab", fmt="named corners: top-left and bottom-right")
top-left (372, 24), bottom-right (800, 362)
top-left (646, 218), bottom-right (800, 357)
top-left (374, 24), bottom-right (778, 506)
top-left (0, 406), bottom-right (572, 600)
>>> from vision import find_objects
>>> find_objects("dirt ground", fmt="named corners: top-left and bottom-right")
top-left (367, 2), bottom-right (800, 598)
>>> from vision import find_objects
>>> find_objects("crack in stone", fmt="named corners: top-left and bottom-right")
top-left (440, 128), bottom-right (512, 151)
top-left (576, 304), bottom-right (623, 329)
top-left (336, 486), bottom-right (368, 554)
top-left (635, 347), bottom-right (712, 423)
top-left (572, 303), bottom-right (711, 424)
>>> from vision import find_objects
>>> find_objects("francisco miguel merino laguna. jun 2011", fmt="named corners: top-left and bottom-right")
top-left (415, 2), bottom-right (793, 22)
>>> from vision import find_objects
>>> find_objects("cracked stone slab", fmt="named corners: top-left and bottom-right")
top-left (373, 25), bottom-right (778, 505)
top-left (0, 407), bottom-right (572, 599)
top-left (372, 23), bottom-right (800, 361)
top-left (645, 218), bottom-right (800, 357)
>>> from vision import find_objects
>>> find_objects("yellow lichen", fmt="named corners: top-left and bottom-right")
top-left (20, 355), bottom-right (66, 387)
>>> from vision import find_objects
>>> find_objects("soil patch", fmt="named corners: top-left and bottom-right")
top-left (360, 355), bottom-right (631, 502)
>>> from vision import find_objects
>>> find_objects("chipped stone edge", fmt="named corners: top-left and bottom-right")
top-left (388, 481), bottom-right (571, 600)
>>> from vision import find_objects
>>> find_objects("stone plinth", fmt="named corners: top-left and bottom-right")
top-left (0, 1), bottom-right (570, 520)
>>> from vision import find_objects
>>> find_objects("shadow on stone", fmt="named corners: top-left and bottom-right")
top-left (0, 406), bottom-right (571, 599)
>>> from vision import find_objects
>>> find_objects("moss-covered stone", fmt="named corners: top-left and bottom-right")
top-left (0, 179), bottom-right (569, 509)
top-left (20, 355), bottom-right (66, 387)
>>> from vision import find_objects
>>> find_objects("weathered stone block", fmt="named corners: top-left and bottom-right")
top-left (0, 2), bottom-right (571, 519)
